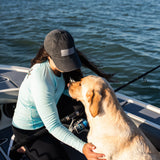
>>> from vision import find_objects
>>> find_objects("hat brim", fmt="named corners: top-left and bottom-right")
top-left (52, 52), bottom-right (81, 72)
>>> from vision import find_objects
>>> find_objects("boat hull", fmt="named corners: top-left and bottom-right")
top-left (0, 64), bottom-right (160, 160)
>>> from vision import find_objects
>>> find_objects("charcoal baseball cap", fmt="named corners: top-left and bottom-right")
top-left (44, 29), bottom-right (81, 72)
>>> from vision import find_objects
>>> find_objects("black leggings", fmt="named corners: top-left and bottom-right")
top-left (12, 95), bottom-right (84, 160)
top-left (12, 126), bottom-right (70, 160)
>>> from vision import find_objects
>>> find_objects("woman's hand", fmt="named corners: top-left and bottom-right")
top-left (83, 143), bottom-right (106, 160)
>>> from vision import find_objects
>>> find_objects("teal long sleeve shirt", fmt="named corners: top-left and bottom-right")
top-left (12, 61), bottom-right (86, 153)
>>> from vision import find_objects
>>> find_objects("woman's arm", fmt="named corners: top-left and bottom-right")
top-left (31, 69), bottom-right (86, 153)
top-left (76, 49), bottom-right (115, 82)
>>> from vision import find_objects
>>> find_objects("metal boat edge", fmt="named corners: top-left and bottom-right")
top-left (0, 64), bottom-right (160, 160)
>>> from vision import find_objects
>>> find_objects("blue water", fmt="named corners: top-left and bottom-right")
top-left (0, 0), bottom-right (160, 107)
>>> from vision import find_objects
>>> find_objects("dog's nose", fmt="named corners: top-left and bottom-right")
top-left (68, 78), bottom-right (76, 88)
top-left (67, 82), bottom-right (70, 88)
top-left (69, 78), bottom-right (75, 83)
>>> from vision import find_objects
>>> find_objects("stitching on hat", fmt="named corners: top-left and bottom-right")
top-left (61, 47), bottom-right (75, 57)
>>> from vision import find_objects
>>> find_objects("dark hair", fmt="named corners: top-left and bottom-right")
top-left (31, 45), bottom-right (83, 87)
top-left (63, 69), bottom-right (83, 88)
top-left (30, 45), bottom-right (49, 67)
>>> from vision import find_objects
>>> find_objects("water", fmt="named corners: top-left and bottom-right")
top-left (0, 0), bottom-right (160, 107)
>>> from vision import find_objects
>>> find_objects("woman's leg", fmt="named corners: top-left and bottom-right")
top-left (12, 126), bottom-right (70, 160)
top-left (25, 132), bottom-right (70, 160)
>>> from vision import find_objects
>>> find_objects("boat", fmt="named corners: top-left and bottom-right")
top-left (0, 64), bottom-right (160, 160)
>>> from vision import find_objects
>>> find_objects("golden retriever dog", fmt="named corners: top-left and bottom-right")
top-left (69, 75), bottom-right (160, 160)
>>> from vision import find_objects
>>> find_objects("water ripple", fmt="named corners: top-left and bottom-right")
top-left (0, 0), bottom-right (159, 107)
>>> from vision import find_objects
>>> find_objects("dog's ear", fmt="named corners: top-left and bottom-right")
top-left (86, 90), bottom-right (102, 117)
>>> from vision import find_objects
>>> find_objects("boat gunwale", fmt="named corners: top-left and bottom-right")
top-left (116, 92), bottom-right (160, 114)
top-left (0, 64), bottom-right (28, 73)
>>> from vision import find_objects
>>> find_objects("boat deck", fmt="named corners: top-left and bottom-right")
top-left (0, 65), bottom-right (28, 104)
top-left (0, 65), bottom-right (160, 159)
top-left (0, 127), bottom-right (12, 160)
top-left (117, 93), bottom-right (160, 151)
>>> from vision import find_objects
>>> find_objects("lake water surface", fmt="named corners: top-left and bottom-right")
top-left (0, 0), bottom-right (160, 107)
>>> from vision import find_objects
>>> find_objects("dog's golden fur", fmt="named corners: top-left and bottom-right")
top-left (69, 75), bottom-right (160, 160)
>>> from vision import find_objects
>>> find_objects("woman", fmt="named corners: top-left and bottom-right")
top-left (12, 29), bottom-right (107, 160)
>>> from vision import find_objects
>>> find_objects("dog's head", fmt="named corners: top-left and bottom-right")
top-left (69, 75), bottom-right (116, 118)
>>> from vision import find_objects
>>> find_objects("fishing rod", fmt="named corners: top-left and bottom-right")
top-left (114, 64), bottom-right (160, 92)
top-left (78, 49), bottom-right (160, 90)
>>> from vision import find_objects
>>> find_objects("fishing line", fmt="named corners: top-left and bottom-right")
top-left (114, 64), bottom-right (160, 92)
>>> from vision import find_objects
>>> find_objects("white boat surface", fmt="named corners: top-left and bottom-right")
top-left (0, 64), bottom-right (160, 160)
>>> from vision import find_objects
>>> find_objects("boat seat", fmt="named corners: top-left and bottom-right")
top-left (0, 69), bottom-right (27, 90)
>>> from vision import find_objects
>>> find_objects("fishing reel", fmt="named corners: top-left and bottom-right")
top-left (61, 106), bottom-right (89, 134)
